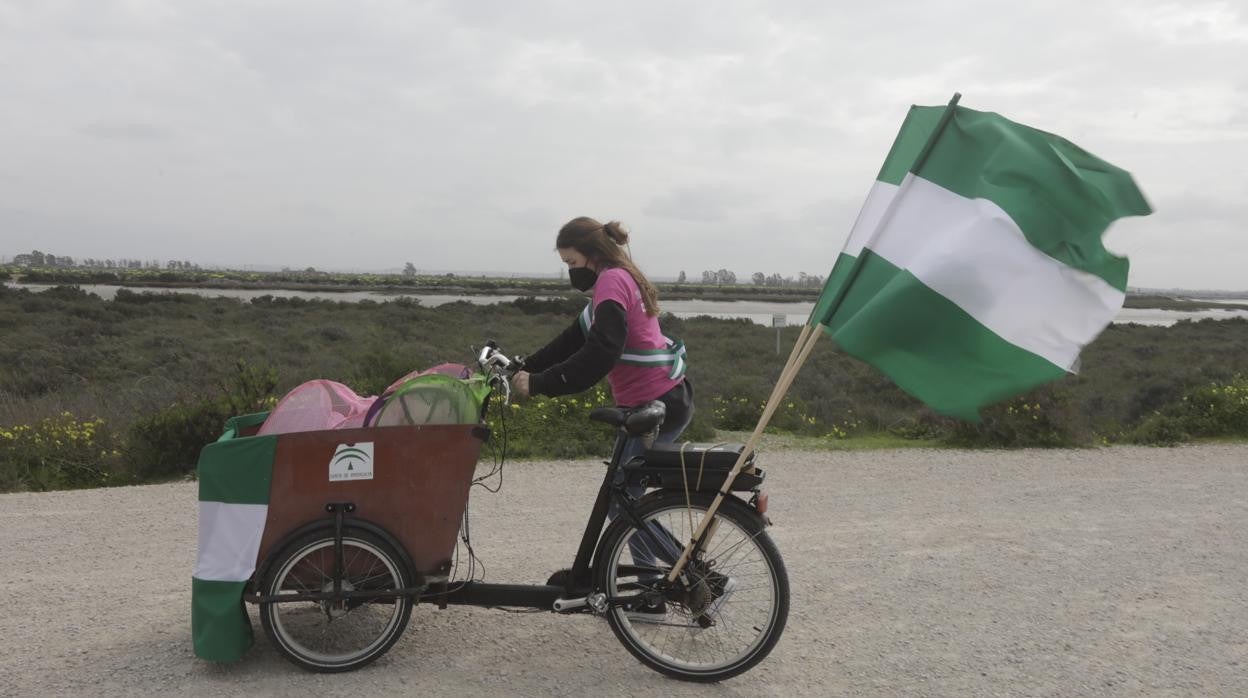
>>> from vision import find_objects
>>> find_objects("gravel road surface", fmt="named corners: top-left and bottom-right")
top-left (3, 445), bottom-right (1246, 696)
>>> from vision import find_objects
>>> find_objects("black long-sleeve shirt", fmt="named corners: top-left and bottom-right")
top-left (526, 300), bottom-right (626, 397)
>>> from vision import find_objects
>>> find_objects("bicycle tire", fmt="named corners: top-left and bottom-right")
top-left (259, 526), bottom-right (413, 672)
top-left (593, 490), bottom-right (789, 682)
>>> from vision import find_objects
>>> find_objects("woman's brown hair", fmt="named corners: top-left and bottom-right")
top-left (556, 216), bottom-right (660, 317)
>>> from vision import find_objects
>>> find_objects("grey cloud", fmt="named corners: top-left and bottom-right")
top-left (1152, 192), bottom-right (1248, 224)
top-left (79, 121), bottom-right (172, 142)
top-left (0, 1), bottom-right (1245, 288)
top-left (644, 186), bottom-right (757, 223)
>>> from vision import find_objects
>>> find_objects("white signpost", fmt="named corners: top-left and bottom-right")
top-left (772, 313), bottom-right (786, 354)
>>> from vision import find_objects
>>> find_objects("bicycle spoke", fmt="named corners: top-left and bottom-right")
top-left (266, 536), bottom-right (408, 669)
top-left (606, 500), bottom-right (782, 676)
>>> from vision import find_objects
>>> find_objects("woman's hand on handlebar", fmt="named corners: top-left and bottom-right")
top-left (512, 370), bottom-right (531, 398)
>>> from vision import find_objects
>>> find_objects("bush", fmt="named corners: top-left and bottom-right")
top-left (945, 387), bottom-right (1092, 448)
top-left (114, 288), bottom-right (202, 304)
top-left (41, 285), bottom-right (95, 302)
top-left (1128, 375), bottom-right (1248, 445)
top-left (709, 394), bottom-right (831, 436)
top-left (487, 386), bottom-right (616, 459)
top-left (0, 413), bottom-right (125, 492)
top-left (512, 296), bottom-right (583, 316)
top-left (887, 411), bottom-right (948, 441)
top-left (710, 395), bottom-right (762, 431)
top-left (1127, 413), bottom-right (1189, 446)
top-left (1178, 376), bottom-right (1248, 437)
top-left (124, 360), bottom-right (277, 480)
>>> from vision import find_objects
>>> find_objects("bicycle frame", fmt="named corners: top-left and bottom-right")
top-left (421, 427), bottom-right (657, 611)
top-left (249, 345), bottom-right (763, 615)
top-left (241, 345), bottom-right (786, 680)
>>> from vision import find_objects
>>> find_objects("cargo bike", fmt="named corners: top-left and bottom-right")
top-left (192, 343), bottom-right (788, 682)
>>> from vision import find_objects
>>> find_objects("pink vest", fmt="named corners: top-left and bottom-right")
top-left (587, 268), bottom-right (686, 407)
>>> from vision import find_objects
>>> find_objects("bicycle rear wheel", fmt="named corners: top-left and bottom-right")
top-left (259, 527), bottom-right (413, 672)
top-left (594, 491), bottom-right (789, 682)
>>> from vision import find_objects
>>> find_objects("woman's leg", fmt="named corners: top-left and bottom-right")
top-left (609, 380), bottom-right (695, 570)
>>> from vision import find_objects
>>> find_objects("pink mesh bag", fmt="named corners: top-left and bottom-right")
top-left (257, 380), bottom-right (377, 435)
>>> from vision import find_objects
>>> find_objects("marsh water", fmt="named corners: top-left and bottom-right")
top-left (7, 282), bottom-right (1248, 327)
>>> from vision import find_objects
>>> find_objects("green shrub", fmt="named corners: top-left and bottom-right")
top-left (1128, 375), bottom-right (1248, 444)
top-left (124, 360), bottom-right (277, 480)
top-left (887, 412), bottom-right (948, 441)
top-left (348, 346), bottom-right (439, 397)
top-left (511, 296), bottom-right (583, 316)
top-left (681, 408), bottom-right (716, 441)
top-left (41, 285), bottom-right (95, 302)
top-left (114, 288), bottom-right (203, 304)
top-left (0, 413), bottom-right (125, 492)
top-left (487, 386), bottom-right (616, 459)
top-left (1179, 376), bottom-right (1248, 436)
top-left (1127, 413), bottom-right (1189, 446)
top-left (709, 393), bottom-right (829, 436)
top-left (711, 395), bottom-right (762, 431)
top-left (945, 387), bottom-right (1092, 448)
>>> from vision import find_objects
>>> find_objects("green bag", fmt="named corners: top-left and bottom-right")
top-left (370, 373), bottom-right (491, 427)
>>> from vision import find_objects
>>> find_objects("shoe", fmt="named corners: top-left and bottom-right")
top-left (703, 575), bottom-right (738, 619)
top-left (624, 596), bottom-right (667, 623)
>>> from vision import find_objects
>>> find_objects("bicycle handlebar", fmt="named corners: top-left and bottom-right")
top-left (477, 341), bottom-right (525, 375)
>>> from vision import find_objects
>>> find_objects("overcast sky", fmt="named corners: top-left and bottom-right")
top-left (1, 1), bottom-right (1245, 289)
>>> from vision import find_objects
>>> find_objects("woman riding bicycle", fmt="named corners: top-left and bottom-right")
top-left (251, 221), bottom-right (784, 679)
top-left (513, 216), bottom-right (692, 455)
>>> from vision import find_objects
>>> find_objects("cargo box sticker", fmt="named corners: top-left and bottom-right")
top-left (329, 442), bottom-right (374, 481)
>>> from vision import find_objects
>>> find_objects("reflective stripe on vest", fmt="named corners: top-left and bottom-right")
top-left (580, 302), bottom-right (687, 381)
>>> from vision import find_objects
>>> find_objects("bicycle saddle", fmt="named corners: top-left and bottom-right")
top-left (589, 400), bottom-right (666, 435)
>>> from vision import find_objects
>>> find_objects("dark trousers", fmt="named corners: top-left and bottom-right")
top-left (608, 379), bottom-right (694, 570)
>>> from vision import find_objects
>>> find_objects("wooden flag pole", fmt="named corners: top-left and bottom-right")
top-left (665, 323), bottom-right (824, 582)
top-left (734, 321), bottom-right (813, 477)
top-left (778, 323), bottom-right (813, 386)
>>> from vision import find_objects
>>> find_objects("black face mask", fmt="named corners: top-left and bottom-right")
top-left (568, 266), bottom-right (598, 292)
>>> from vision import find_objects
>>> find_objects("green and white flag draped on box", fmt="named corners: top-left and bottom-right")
top-left (812, 100), bottom-right (1152, 420)
top-left (192, 428), bottom-right (275, 662)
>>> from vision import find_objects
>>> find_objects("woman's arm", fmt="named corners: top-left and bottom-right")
top-left (529, 301), bottom-right (626, 397)
top-left (523, 318), bottom-right (585, 373)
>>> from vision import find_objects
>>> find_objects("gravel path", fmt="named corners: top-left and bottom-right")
top-left (3, 445), bottom-right (1247, 696)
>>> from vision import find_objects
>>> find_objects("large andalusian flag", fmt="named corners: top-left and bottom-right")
top-left (812, 99), bottom-right (1151, 420)
top-left (192, 431), bottom-right (274, 661)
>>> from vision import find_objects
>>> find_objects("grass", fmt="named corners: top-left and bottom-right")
top-left (713, 430), bottom-right (941, 451)
top-left (4, 284), bottom-right (1248, 491)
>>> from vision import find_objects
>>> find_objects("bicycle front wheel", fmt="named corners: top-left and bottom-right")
top-left (594, 491), bottom-right (789, 682)
top-left (259, 527), bottom-right (413, 672)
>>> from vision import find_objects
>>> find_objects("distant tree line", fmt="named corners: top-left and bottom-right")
top-left (8, 250), bottom-right (826, 291)
top-left (750, 271), bottom-right (825, 288)
top-left (672, 269), bottom-right (826, 288)
top-left (9, 250), bottom-right (200, 271)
